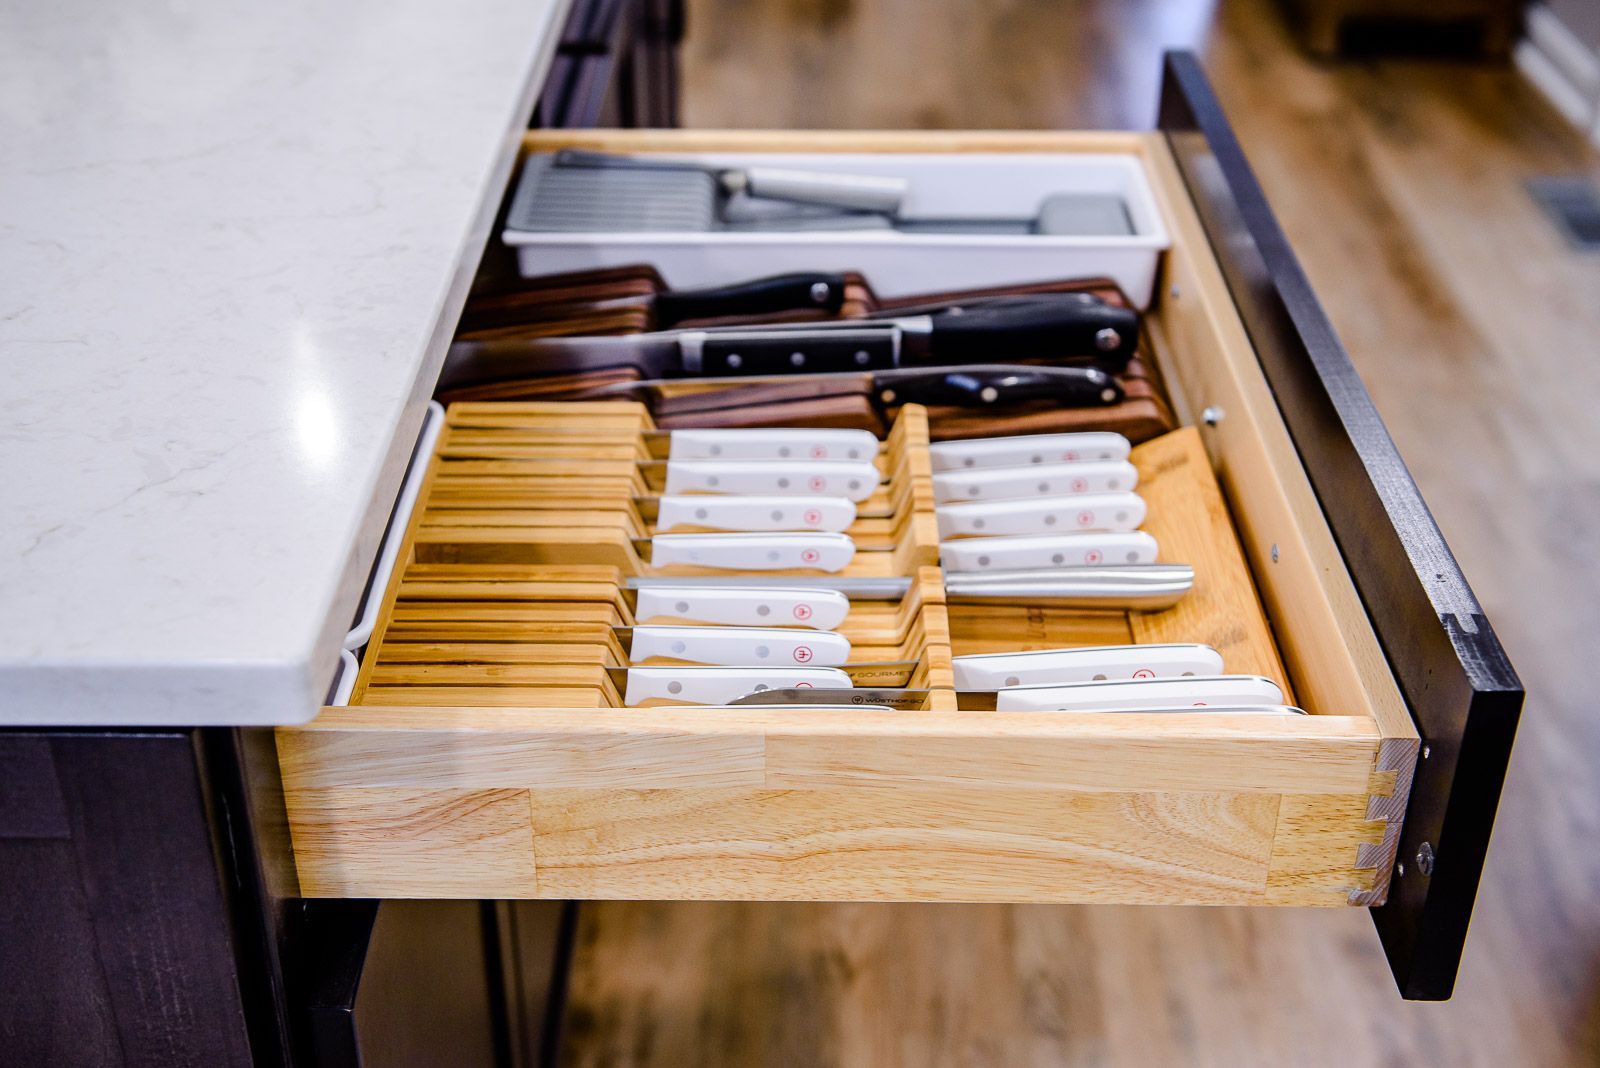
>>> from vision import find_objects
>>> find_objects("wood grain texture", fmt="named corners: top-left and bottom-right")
top-left (283, 706), bottom-right (1383, 794)
top-left (1139, 132), bottom-right (1415, 740)
top-left (279, 705), bottom-right (1388, 900)
top-left (552, 1), bottom-right (1594, 1063)
top-left (286, 787), bottom-right (538, 898)
top-left (1127, 426), bottom-right (1291, 694)
top-left (527, 787), bottom-right (1280, 903)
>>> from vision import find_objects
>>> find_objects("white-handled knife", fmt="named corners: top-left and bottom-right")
top-left (932, 460), bottom-right (1138, 504)
top-left (632, 584), bottom-right (853, 630)
top-left (663, 460), bottom-right (881, 501)
top-left (643, 532), bottom-right (857, 572)
top-left (936, 492), bottom-right (1146, 539)
top-left (992, 674), bottom-right (1285, 712)
top-left (649, 494), bottom-right (857, 533)
top-left (616, 665), bottom-right (854, 706)
top-left (928, 432), bottom-right (1130, 471)
top-left (730, 675), bottom-right (1294, 712)
top-left (939, 531), bottom-right (1158, 572)
top-left (952, 643), bottom-right (1224, 689)
top-left (664, 428), bottom-right (880, 462)
top-left (619, 625), bottom-right (852, 667)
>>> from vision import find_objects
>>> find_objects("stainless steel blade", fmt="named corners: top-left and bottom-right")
top-left (943, 564), bottom-right (1193, 610)
top-left (728, 687), bottom-right (939, 710)
top-left (441, 334), bottom-right (679, 389)
top-left (624, 564), bottom-right (1193, 609)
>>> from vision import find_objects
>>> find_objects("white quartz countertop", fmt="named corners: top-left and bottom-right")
top-left (0, 0), bottom-right (569, 725)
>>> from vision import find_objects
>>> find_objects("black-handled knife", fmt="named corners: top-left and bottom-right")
top-left (874, 365), bottom-right (1122, 409)
top-left (652, 272), bottom-right (847, 328)
top-left (581, 362), bottom-right (1123, 412)
top-left (441, 294), bottom-right (1137, 390)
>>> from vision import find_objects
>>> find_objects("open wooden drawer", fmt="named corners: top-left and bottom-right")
top-left (277, 56), bottom-right (1521, 1000)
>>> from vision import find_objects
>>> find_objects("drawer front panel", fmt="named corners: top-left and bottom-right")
top-left (1158, 52), bottom-right (1522, 999)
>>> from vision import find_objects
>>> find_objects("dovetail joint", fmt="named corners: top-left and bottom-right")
top-left (1347, 737), bottom-right (1420, 906)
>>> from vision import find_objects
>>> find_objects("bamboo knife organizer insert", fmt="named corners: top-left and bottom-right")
top-left (417, 401), bottom-right (938, 576)
top-left (280, 398), bottom-right (1409, 907)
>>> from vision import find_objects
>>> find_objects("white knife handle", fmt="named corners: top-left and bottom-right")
top-left (667, 428), bottom-right (879, 462)
top-left (623, 665), bottom-right (853, 706)
top-left (928, 432), bottom-right (1131, 472)
top-left (993, 675), bottom-right (1285, 712)
top-left (953, 643), bottom-right (1224, 689)
top-left (654, 495), bottom-right (856, 533)
top-left (650, 533), bottom-right (856, 573)
top-left (936, 492), bottom-right (1146, 539)
top-left (940, 532), bottom-right (1158, 572)
top-left (633, 586), bottom-right (852, 630)
top-left (665, 461), bottom-right (880, 502)
top-left (629, 625), bottom-right (852, 667)
top-left (932, 460), bottom-right (1138, 504)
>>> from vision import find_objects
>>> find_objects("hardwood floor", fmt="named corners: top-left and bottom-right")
top-left (557, 1), bottom-right (1600, 1064)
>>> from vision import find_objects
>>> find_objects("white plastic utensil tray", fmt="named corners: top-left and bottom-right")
top-left (503, 153), bottom-right (1171, 308)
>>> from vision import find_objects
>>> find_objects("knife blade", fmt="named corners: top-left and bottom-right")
top-left (609, 665), bottom-right (855, 706)
top-left (440, 296), bottom-right (1137, 388)
top-left (950, 643), bottom-right (1224, 689)
top-left (637, 532), bottom-right (856, 572)
top-left (932, 460), bottom-right (1139, 503)
top-left (729, 675), bottom-right (1294, 712)
top-left (939, 532), bottom-right (1160, 572)
top-left (624, 563), bottom-right (1196, 611)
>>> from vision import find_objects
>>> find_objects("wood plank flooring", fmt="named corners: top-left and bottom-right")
top-left (557, 1), bottom-right (1600, 1064)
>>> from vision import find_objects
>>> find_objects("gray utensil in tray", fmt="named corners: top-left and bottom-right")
top-left (505, 150), bottom-right (909, 233)
top-left (505, 151), bottom-right (1133, 236)
top-left (895, 194), bottom-right (1135, 236)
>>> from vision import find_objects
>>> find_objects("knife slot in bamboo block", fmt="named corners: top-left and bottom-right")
top-left (445, 400), bottom-right (657, 434)
top-left (412, 402), bottom-right (937, 574)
